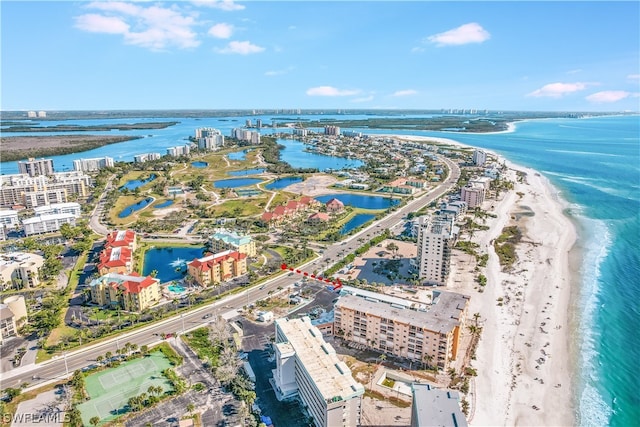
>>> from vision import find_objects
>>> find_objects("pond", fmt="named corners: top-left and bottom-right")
top-left (264, 176), bottom-right (303, 190)
top-left (191, 161), bottom-right (208, 168)
top-left (154, 200), bottom-right (174, 209)
top-left (227, 168), bottom-right (265, 176)
top-left (118, 197), bottom-right (154, 218)
top-left (315, 193), bottom-right (400, 210)
top-left (213, 178), bottom-right (262, 188)
top-left (120, 174), bottom-right (156, 190)
top-left (228, 150), bottom-right (247, 161)
top-left (340, 214), bottom-right (376, 235)
top-left (142, 246), bottom-right (206, 283)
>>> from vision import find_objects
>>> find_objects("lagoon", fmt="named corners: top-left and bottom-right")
top-left (315, 193), bottom-right (399, 210)
top-left (118, 197), bottom-right (154, 218)
top-left (227, 150), bottom-right (247, 161)
top-left (214, 178), bottom-right (262, 188)
top-left (264, 176), bottom-right (303, 190)
top-left (191, 161), bottom-right (208, 168)
top-left (120, 174), bottom-right (156, 190)
top-left (154, 200), bottom-right (174, 209)
top-left (340, 214), bottom-right (375, 235)
top-left (277, 138), bottom-right (363, 171)
top-left (142, 246), bottom-right (206, 283)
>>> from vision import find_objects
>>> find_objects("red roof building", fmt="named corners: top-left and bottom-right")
top-left (98, 246), bottom-right (133, 275)
top-left (105, 229), bottom-right (137, 251)
top-left (307, 212), bottom-right (330, 224)
top-left (325, 198), bottom-right (345, 213)
top-left (187, 250), bottom-right (248, 287)
top-left (89, 272), bottom-right (160, 312)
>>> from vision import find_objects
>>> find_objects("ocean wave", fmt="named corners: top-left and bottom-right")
top-left (545, 149), bottom-right (624, 157)
top-left (545, 172), bottom-right (640, 202)
top-left (576, 216), bottom-right (612, 425)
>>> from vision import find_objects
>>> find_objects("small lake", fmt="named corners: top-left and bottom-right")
top-left (118, 197), bottom-right (154, 218)
top-left (120, 174), bottom-right (156, 191)
top-left (277, 138), bottom-right (364, 171)
top-left (214, 178), bottom-right (262, 188)
top-left (143, 246), bottom-right (206, 283)
top-left (340, 214), bottom-right (376, 235)
top-left (228, 150), bottom-right (247, 161)
top-left (264, 176), bottom-right (303, 190)
top-left (228, 168), bottom-right (265, 176)
top-left (155, 200), bottom-right (174, 209)
top-left (191, 161), bottom-right (208, 168)
top-left (315, 193), bottom-right (400, 209)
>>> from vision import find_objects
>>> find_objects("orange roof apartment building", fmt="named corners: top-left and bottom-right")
top-left (187, 250), bottom-right (247, 287)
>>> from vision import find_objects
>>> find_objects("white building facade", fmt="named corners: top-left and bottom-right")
top-left (272, 317), bottom-right (364, 427)
top-left (72, 157), bottom-right (114, 172)
top-left (22, 213), bottom-right (76, 236)
top-left (416, 215), bottom-right (457, 286)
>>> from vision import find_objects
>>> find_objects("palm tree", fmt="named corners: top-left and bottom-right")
top-left (89, 416), bottom-right (100, 426)
top-left (473, 312), bottom-right (481, 328)
top-left (423, 354), bottom-right (433, 370)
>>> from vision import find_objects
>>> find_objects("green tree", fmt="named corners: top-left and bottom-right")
top-left (89, 416), bottom-right (100, 426)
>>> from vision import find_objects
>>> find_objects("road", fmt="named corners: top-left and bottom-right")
top-left (88, 174), bottom-right (115, 236)
top-left (2, 156), bottom-right (460, 391)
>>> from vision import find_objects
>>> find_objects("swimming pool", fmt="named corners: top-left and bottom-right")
top-left (167, 284), bottom-right (186, 294)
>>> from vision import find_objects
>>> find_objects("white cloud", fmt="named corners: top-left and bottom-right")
top-left (527, 82), bottom-right (592, 98)
top-left (215, 41), bottom-right (264, 54)
top-left (566, 69), bottom-right (583, 75)
top-left (392, 89), bottom-right (418, 97)
top-left (191, 0), bottom-right (245, 11)
top-left (427, 23), bottom-right (490, 47)
top-left (74, 14), bottom-right (130, 34)
top-left (75, 2), bottom-right (200, 50)
top-left (351, 95), bottom-right (374, 103)
top-left (265, 67), bottom-right (294, 76)
top-left (306, 86), bottom-right (361, 97)
top-left (627, 74), bottom-right (640, 80)
top-left (208, 23), bottom-right (233, 39)
top-left (586, 91), bottom-right (632, 103)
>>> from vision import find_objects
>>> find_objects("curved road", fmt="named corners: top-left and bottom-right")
top-left (2, 156), bottom-right (460, 391)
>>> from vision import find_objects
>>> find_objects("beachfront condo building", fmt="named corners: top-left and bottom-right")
top-left (187, 250), bottom-right (247, 287)
top-left (18, 158), bottom-right (54, 177)
top-left (0, 172), bottom-right (91, 208)
top-left (209, 230), bottom-right (256, 257)
top-left (133, 153), bottom-right (161, 163)
top-left (324, 125), bottom-right (340, 136)
top-left (416, 215), bottom-right (458, 286)
top-left (460, 183), bottom-right (485, 208)
top-left (166, 144), bottom-right (191, 157)
top-left (0, 252), bottom-right (45, 289)
top-left (22, 213), bottom-right (76, 236)
top-left (272, 317), bottom-right (364, 427)
top-left (410, 384), bottom-right (468, 427)
top-left (0, 210), bottom-right (20, 229)
top-left (231, 128), bottom-right (261, 144)
top-left (72, 156), bottom-right (114, 172)
top-left (472, 149), bottom-right (487, 166)
top-left (334, 286), bottom-right (469, 370)
top-left (33, 202), bottom-right (82, 218)
top-left (89, 272), bottom-right (160, 312)
top-left (195, 128), bottom-right (225, 151)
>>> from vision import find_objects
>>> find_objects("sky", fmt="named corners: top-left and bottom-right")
top-left (1, 1), bottom-right (639, 112)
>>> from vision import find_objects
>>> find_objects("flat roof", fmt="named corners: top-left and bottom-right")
top-left (275, 317), bottom-right (364, 402)
top-left (412, 384), bottom-right (468, 427)
top-left (336, 290), bottom-right (468, 334)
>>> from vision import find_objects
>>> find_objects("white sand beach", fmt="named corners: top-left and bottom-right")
top-left (386, 134), bottom-right (576, 426)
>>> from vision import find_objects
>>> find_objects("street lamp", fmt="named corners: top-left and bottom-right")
top-left (63, 352), bottom-right (69, 376)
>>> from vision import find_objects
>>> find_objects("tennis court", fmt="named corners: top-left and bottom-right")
top-left (77, 352), bottom-right (174, 426)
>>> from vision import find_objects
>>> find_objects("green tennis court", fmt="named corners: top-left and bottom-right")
top-left (77, 352), bottom-right (174, 426)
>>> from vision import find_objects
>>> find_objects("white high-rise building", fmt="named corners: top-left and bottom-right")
top-left (33, 202), bottom-right (82, 218)
top-left (472, 149), bottom-right (487, 166)
top-left (460, 184), bottom-right (485, 208)
top-left (17, 158), bottom-right (54, 177)
top-left (272, 317), bottom-right (364, 427)
top-left (166, 144), bottom-right (191, 157)
top-left (416, 215), bottom-right (458, 286)
top-left (73, 157), bottom-right (114, 172)
top-left (197, 128), bottom-right (225, 151)
top-left (133, 153), bottom-right (161, 163)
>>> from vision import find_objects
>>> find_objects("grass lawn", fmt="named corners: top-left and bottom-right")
top-left (208, 198), bottom-right (267, 217)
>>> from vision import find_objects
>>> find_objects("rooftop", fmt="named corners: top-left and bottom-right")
top-left (276, 317), bottom-right (364, 402)
top-left (412, 383), bottom-right (468, 427)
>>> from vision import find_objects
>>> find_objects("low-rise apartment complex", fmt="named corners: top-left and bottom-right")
top-left (89, 272), bottom-right (160, 312)
top-left (0, 252), bottom-right (45, 289)
top-left (22, 213), bottom-right (77, 236)
top-left (187, 250), bottom-right (247, 287)
top-left (209, 230), bottom-right (256, 257)
top-left (334, 287), bottom-right (469, 370)
top-left (410, 384), bottom-right (468, 427)
top-left (273, 317), bottom-right (364, 427)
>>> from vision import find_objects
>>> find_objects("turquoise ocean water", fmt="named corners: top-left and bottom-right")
top-left (383, 116), bottom-right (639, 426)
top-left (1, 114), bottom-right (638, 424)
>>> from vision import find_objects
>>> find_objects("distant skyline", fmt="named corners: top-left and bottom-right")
top-left (2, 1), bottom-right (639, 112)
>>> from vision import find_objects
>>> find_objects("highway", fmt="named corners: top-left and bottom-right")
top-left (1, 156), bottom-right (460, 391)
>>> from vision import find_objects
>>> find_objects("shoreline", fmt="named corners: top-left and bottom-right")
top-left (385, 133), bottom-right (577, 425)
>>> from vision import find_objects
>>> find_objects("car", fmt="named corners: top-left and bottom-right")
top-left (288, 272), bottom-right (294, 276)
top-left (259, 285), bottom-right (265, 290)
top-left (203, 313), bottom-right (212, 319)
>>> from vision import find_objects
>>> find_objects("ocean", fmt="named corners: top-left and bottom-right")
top-left (405, 116), bottom-right (639, 426)
top-left (1, 113), bottom-right (638, 424)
